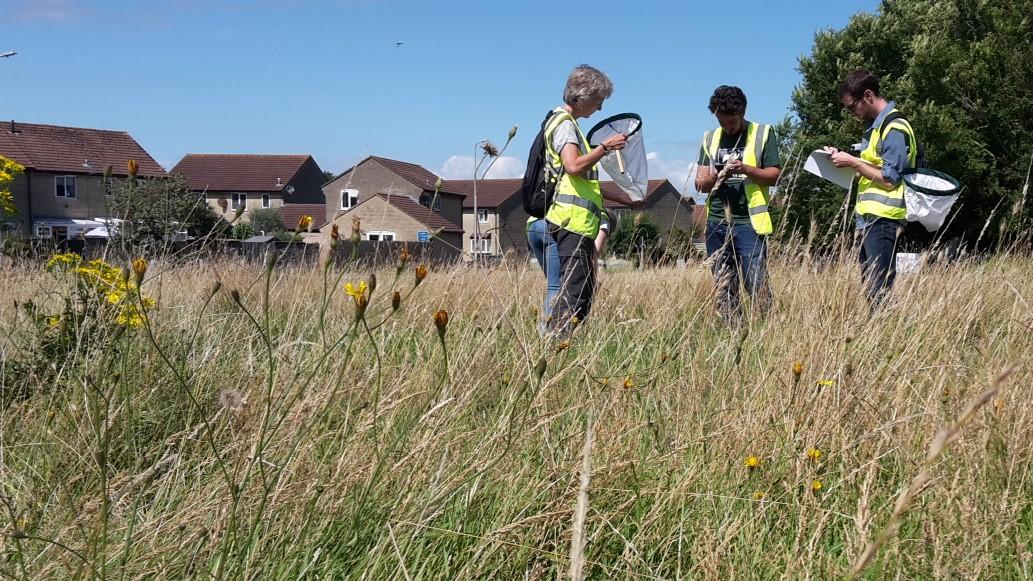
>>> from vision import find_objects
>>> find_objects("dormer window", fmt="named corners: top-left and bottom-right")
top-left (341, 189), bottom-right (359, 210)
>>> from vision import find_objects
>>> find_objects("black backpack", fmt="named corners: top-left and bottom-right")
top-left (521, 109), bottom-right (564, 218)
top-left (881, 111), bottom-right (927, 169)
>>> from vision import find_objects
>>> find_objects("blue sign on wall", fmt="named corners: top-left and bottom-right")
top-left (417, 230), bottom-right (430, 243)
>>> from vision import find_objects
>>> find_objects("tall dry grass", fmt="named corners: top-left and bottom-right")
top-left (0, 247), bottom-right (1030, 579)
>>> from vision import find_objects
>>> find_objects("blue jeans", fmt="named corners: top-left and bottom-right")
top-left (858, 217), bottom-right (902, 309)
top-left (705, 222), bottom-right (772, 322)
top-left (527, 219), bottom-right (561, 328)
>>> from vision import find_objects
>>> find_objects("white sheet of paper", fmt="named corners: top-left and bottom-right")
top-left (804, 149), bottom-right (855, 189)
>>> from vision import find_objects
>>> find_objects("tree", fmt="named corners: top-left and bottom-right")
top-left (608, 213), bottom-right (661, 262)
top-left (249, 208), bottom-right (285, 235)
top-left (109, 174), bottom-right (227, 249)
top-left (782, 0), bottom-right (1033, 248)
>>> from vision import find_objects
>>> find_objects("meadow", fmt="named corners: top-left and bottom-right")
top-left (0, 247), bottom-right (1030, 579)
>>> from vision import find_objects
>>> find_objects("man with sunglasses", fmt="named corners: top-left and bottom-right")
top-left (824, 69), bottom-right (917, 309)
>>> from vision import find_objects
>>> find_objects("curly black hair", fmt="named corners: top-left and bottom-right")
top-left (708, 85), bottom-right (747, 115)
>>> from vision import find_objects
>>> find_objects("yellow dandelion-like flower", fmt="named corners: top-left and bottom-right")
top-left (556, 341), bottom-right (570, 352)
top-left (806, 447), bottom-right (823, 462)
top-left (792, 360), bottom-right (804, 378)
top-left (131, 257), bottom-right (148, 284)
top-left (297, 214), bottom-right (314, 231)
top-left (46, 315), bottom-right (61, 328)
top-left (752, 491), bottom-right (766, 501)
top-left (344, 280), bottom-right (368, 302)
top-left (622, 377), bottom-right (633, 390)
top-left (106, 290), bottom-right (125, 305)
top-left (816, 379), bottom-right (835, 388)
top-left (414, 264), bottom-right (428, 285)
top-left (744, 455), bottom-right (761, 470)
top-left (811, 479), bottom-right (823, 492)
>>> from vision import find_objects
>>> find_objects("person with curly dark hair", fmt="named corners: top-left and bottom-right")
top-left (694, 85), bottom-right (781, 324)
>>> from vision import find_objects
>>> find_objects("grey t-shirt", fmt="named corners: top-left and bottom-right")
top-left (551, 119), bottom-right (585, 156)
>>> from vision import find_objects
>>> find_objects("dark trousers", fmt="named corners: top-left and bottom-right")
top-left (858, 218), bottom-right (902, 308)
top-left (705, 222), bottom-right (772, 323)
top-left (550, 226), bottom-right (596, 335)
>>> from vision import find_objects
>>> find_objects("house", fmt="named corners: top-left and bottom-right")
top-left (601, 179), bottom-right (699, 236)
top-left (321, 156), bottom-right (465, 233)
top-left (318, 193), bottom-right (463, 250)
top-left (171, 154), bottom-right (327, 223)
top-left (443, 178), bottom-right (700, 261)
top-left (0, 120), bottom-right (165, 239)
top-left (443, 178), bottom-right (527, 261)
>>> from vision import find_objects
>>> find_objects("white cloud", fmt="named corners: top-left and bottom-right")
top-left (436, 155), bottom-right (525, 180)
top-left (646, 151), bottom-right (702, 201)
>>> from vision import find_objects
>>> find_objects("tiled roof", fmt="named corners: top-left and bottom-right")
top-left (444, 179), bottom-right (523, 209)
top-left (602, 179), bottom-right (688, 208)
top-left (171, 154), bottom-right (311, 192)
top-left (365, 156), bottom-right (465, 196)
top-left (0, 120), bottom-right (165, 177)
top-left (278, 204), bottom-right (327, 231)
top-left (378, 193), bottom-right (463, 233)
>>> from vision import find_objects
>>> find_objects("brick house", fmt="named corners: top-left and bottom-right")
top-left (0, 120), bottom-right (165, 239)
top-left (318, 193), bottom-right (463, 250)
top-left (171, 154), bottom-right (326, 223)
top-left (321, 156), bottom-right (465, 234)
top-left (443, 178), bottom-right (700, 261)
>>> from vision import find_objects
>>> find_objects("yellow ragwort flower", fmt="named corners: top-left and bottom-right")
top-left (751, 491), bottom-right (766, 501)
top-left (811, 479), bottom-right (823, 492)
top-left (744, 455), bottom-right (761, 470)
top-left (806, 447), bottom-right (823, 462)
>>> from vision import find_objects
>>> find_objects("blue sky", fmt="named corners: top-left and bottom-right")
top-left (3, 0), bottom-right (879, 193)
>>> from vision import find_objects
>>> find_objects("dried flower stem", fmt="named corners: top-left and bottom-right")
top-left (847, 365), bottom-right (1016, 579)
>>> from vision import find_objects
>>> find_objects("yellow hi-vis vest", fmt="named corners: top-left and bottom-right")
top-left (702, 122), bottom-right (774, 235)
top-left (543, 108), bottom-right (604, 238)
top-left (855, 108), bottom-right (918, 220)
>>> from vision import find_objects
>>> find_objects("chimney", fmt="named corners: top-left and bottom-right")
top-left (9, 120), bottom-right (18, 134)
top-left (276, 177), bottom-right (282, 187)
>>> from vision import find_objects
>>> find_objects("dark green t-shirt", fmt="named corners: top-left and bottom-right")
top-left (696, 123), bottom-right (781, 225)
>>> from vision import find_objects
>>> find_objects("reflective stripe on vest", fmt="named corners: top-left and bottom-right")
top-left (543, 107), bottom-right (603, 237)
top-left (856, 108), bottom-right (917, 220)
top-left (702, 121), bottom-right (774, 235)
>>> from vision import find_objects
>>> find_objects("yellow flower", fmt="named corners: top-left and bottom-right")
top-left (752, 491), bottom-right (766, 501)
top-left (433, 309), bottom-right (449, 335)
top-left (106, 290), bottom-right (125, 305)
top-left (556, 341), bottom-right (571, 352)
top-left (127, 159), bottom-right (139, 176)
top-left (131, 257), bottom-right (147, 284)
top-left (414, 264), bottom-right (428, 285)
top-left (297, 215), bottom-right (314, 231)
top-left (398, 244), bottom-right (411, 265)
top-left (344, 281), bottom-right (368, 303)
top-left (744, 455), bottom-right (761, 470)
top-left (622, 377), bottom-right (633, 390)
top-left (811, 479), bottom-right (823, 492)
top-left (45, 252), bottom-right (82, 271)
top-left (46, 315), bottom-right (61, 328)
top-left (816, 379), bottom-right (835, 388)
top-left (806, 447), bottom-right (823, 462)
top-left (792, 360), bottom-right (804, 378)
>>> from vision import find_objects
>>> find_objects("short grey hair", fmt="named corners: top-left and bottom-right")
top-left (563, 64), bottom-right (613, 106)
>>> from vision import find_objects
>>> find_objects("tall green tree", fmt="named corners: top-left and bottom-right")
top-left (109, 174), bottom-right (227, 248)
top-left (780, 0), bottom-right (1033, 247)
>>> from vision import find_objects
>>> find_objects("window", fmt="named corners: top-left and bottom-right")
top-left (470, 237), bottom-right (491, 254)
top-left (261, 193), bottom-right (271, 209)
top-left (55, 175), bottom-right (77, 198)
top-left (366, 231), bottom-right (395, 242)
top-left (231, 193), bottom-right (247, 210)
top-left (341, 189), bottom-right (359, 210)
top-left (419, 193), bottom-right (442, 211)
top-left (477, 209), bottom-right (490, 223)
top-left (35, 224), bottom-right (52, 238)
